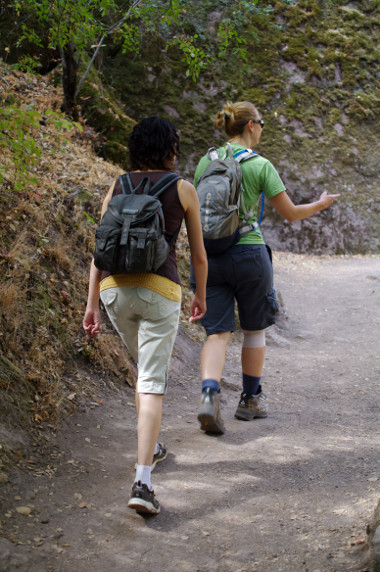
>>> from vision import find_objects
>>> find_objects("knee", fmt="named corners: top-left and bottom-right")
top-left (207, 332), bottom-right (231, 346)
top-left (242, 329), bottom-right (266, 349)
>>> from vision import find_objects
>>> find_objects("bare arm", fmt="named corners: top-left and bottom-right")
top-left (82, 182), bottom-right (116, 336)
top-left (178, 180), bottom-right (208, 322)
top-left (83, 259), bottom-right (102, 336)
top-left (269, 190), bottom-right (340, 223)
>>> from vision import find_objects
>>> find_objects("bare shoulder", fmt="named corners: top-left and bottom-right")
top-left (177, 178), bottom-right (198, 211)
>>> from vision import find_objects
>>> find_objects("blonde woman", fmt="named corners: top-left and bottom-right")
top-left (192, 101), bottom-right (339, 435)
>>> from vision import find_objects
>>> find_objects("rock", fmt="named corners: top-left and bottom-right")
top-left (15, 506), bottom-right (32, 516)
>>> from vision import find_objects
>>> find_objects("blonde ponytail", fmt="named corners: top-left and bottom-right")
top-left (215, 101), bottom-right (259, 138)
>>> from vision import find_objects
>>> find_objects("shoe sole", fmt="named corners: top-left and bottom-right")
top-left (234, 409), bottom-right (268, 421)
top-left (128, 498), bottom-right (160, 514)
top-left (197, 410), bottom-right (225, 435)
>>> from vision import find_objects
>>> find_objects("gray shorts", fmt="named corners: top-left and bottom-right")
top-left (100, 286), bottom-right (181, 394)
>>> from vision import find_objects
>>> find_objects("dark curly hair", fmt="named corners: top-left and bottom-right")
top-left (128, 116), bottom-right (180, 171)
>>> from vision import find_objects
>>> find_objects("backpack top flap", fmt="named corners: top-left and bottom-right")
top-left (199, 143), bottom-right (243, 206)
top-left (108, 194), bottom-right (163, 246)
top-left (115, 172), bottom-right (182, 248)
top-left (118, 172), bottom-right (182, 244)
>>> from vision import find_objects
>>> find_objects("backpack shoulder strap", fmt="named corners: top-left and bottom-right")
top-left (119, 173), bottom-right (151, 195)
top-left (118, 173), bottom-right (132, 194)
top-left (233, 148), bottom-right (259, 163)
top-left (221, 142), bottom-right (234, 160)
top-left (149, 173), bottom-right (182, 198)
top-left (151, 173), bottom-right (183, 247)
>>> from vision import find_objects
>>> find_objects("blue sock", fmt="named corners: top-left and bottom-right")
top-left (242, 373), bottom-right (261, 396)
top-left (202, 379), bottom-right (220, 393)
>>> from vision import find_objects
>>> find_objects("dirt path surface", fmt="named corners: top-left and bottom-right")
top-left (1, 253), bottom-right (379, 572)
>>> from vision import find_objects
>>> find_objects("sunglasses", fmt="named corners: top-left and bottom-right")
top-left (251, 118), bottom-right (265, 128)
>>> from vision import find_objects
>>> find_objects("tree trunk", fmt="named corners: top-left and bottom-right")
top-left (60, 44), bottom-right (79, 121)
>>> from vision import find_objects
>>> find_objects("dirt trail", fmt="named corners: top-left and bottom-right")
top-left (1, 253), bottom-right (379, 572)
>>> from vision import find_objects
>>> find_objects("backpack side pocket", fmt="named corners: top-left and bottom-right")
top-left (93, 226), bottom-right (121, 273)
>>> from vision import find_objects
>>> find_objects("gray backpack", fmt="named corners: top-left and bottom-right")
top-left (93, 172), bottom-right (181, 274)
top-left (196, 143), bottom-right (258, 254)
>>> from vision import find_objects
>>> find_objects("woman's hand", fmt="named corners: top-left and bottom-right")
top-left (83, 306), bottom-right (101, 336)
top-left (318, 190), bottom-right (341, 210)
top-left (189, 293), bottom-right (207, 322)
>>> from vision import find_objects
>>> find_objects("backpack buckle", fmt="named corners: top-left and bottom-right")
top-left (137, 230), bottom-right (147, 249)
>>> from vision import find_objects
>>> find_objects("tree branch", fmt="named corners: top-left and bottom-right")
top-left (75, 0), bottom-right (144, 98)
top-left (75, 32), bottom-right (106, 98)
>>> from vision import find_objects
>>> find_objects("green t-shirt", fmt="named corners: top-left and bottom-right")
top-left (194, 143), bottom-right (286, 245)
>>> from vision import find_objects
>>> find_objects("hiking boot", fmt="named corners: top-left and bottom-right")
top-left (234, 390), bottom-right (268, 421)
top-left (151, 442), bottom-right (167, 470)
top-left (197, 388), bottom-right (225, 434)
top-left (128, 481), bottom-right (160, 514)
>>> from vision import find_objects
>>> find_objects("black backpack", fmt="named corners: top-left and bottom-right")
top-left (93, 172), bottom-right (181, 274)
top-left (196, 143), bottom-right (258, 254)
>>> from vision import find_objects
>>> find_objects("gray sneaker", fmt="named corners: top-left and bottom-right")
top-left (134, 442), bottom-right (167, 471)
top-left (234, 390), bottom-right (268, 421)
top-left (128, 481), bottom-right (160, 514)
top-left (151, 442), bottom-right (167, 470)
top-left (197, 388), bottom-right (225, 434)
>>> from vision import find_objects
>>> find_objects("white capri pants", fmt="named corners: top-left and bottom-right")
top-left (100, 286), bottom-right (181, 395)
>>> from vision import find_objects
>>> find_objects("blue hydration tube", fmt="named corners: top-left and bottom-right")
top-left (258, 192), bottom-right (264, 225)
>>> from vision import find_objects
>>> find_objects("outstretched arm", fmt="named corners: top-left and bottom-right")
top-left (269, 190), bottom-right (340, 223)
top-left (178, 180), bottom-right (208, 322)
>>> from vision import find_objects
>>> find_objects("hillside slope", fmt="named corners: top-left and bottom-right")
top-left (0, 65), bottom-right (136, 462)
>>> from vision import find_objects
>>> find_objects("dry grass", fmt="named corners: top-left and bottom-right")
top-left (0, 64), bottom-right (129, 448)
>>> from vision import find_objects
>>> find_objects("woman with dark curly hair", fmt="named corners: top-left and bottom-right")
top-left (192, 101), bottom-right (339, 435)
top-left (83, 116), bottom-right (208, 514)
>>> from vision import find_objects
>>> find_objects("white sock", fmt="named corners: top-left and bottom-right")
top-left (154, 442), bottom-right (160, 455)
top-left (135, 464), bottom-right (152, 490)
